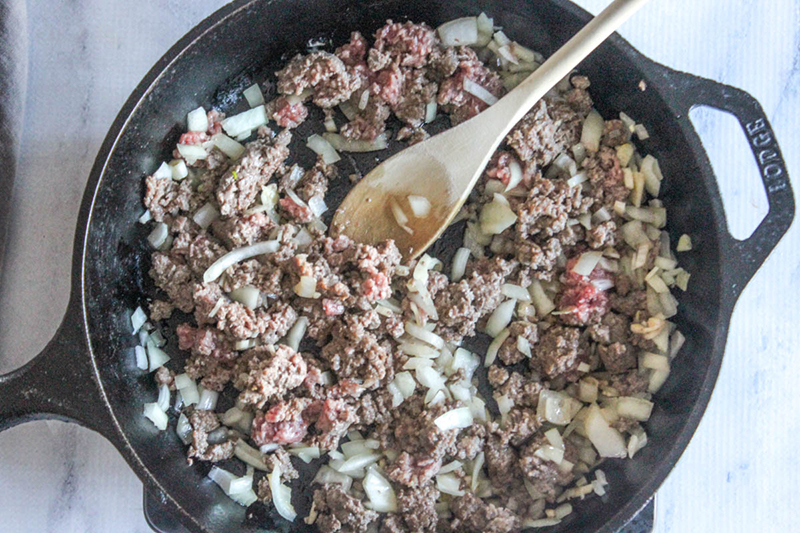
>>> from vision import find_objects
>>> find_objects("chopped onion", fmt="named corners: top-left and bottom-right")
top-left (313, 465), bottom-right (353, 492)
top-left (641, 352), bottom-right (669, 371)
top-left (283, 316), bottom-right (308, 352)
top-left (463, 78), bottom-right (498, 106)
top-left (146, 338), bottom-right (170, 371)
top-left (203, 240), bottom-right (280, 283)
top-left (572, 251), bottom-right (603, 277)
top-left (342, 440), bottom-right (370, 458)
top-left (399, 341), bottom-right (439, 358)
top-left (187, 107), bottom-right (209, 132)
top-left (537, 390), bottom-right (583, 425)
top-left (147, 222), bottom-right (169, 249)
top-left (405, 322), bottom-right (444, 349)
top-left (138, 210), bottom-right (152, 224)
top-left (437, 17), bottom-right (479, 47)
top-left (288, 446), bottom-right (321, 463)
top-left (408, 195), bottom-right (432, 218)
top-left (566, 172), bottom-right (588, 188)
top-left (517, 336), bottom-right (532, 358)
top-left (416, 365), bottom-right (446, 391)
top-left (131, 307), bottom-right (147, 335)
top-left (228, 285), bottom-right (259, 310)
top-left (177, 143), bottom-right (208, 164)
top-left (634, 123), bottom-right (650, 140)
top-left (211, 133), bottom-right (245, 160)
top-left (156, 383), bottom-right (171, 412)
top-left (484, 299), bottom-right (515, 338)
top-left (176, 413), bottom-right (192, 444)
top-left (620, 220), bottom-right (650, 249)
top-left (669, 330), bottom-right (686, 359)
top-left (307, 195), bottom-right (328, 218)
top-left (484, 328), bottom-right (509, 367)
top-left (393, 372), bottom-right (416, 399)
top-left (585, 405), bottom-right (627, 458)
top-left (615, 397), bottom-right (654, 421)
top-left (534, 445), bottom-right (564, 465)
top-left (545, 428), bottom-right (565, 450)
top-left (649, 367), bottom-right (670, 393)
top-left (434, 407), bottom-right (474, 431)
top-left (496, 394), bottom-right (513, 415)
top-left (175, 373), bottom-right (199, 406)
top-left (294, 276), bottom-right (318, 298)
top-left (192, 202), bottom-right (220, 230)
top-left (270, 464), bottom-right (297, 521)
top-left (524, 518), bottom-right (562, 528)
top-left (336, 452), bottom-right (380, 474)
top-left (364, 466), bottom-right (398, 512)
top-left (243, 84), bottom-right (265, 107)
top-left (497, 44), bottom-right (519, 65)
top-left (134, 345), bottom-right (148, 370)
top-left (390, 198), bottom-right (413, 235)
top-left (439, 460), bottom-right (463, 475)
top-left (451, 247), bottom-right (470, 282)
top-left (451, 348), bottom-right (480, 380)
top-left (153, 161), bottom-right (172, 180)
top-left (580, 110), bottom-right (604, 152)
top-left (143, 402), bottom-right (168, 431)
top-left (197, 389), bottom-right (219, 411)
top-left (322, 132), bottom-right (388, 152)
top-left (221, 105), bottom-right (269, 138)
top-left (436, 473), bottom-right (465, 496)
top-left (404, 357), bottom-right (433, 370)
top-left (425, 101), bottom-right (438, 123)
top-left (677, 234), bottom-right (693, 252)
top-left (480, 194), bottom-right (517, 235)
top-left (167, 159), bottom-right (188, 182)
top-left (307, 134), bottom-right (341, 164)
top-left (503, 158), bottom-right (524, 191)
top-left (529, 279), bottom-right (555, 317)
top-left (476, 13), bottom-right (494, 45)
top-left (501, 283), bottom-right (531, 301)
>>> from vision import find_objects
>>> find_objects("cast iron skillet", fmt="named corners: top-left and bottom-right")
top-left (0, 0), bottom-right (794, 532)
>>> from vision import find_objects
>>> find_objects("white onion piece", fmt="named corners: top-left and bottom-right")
top-left (405, 322), bottom-right (444, 349)
top-left (524, 518), bottom-right (562, 528)
top-left (407, 195), bottom-right (432, 218)
top-left (403, 357), bottom-right (433, 370)
top-left (436, 473), bottom-right (465, 496)
top-left (143, 402), bottom-right (168, 430)
top-left (497, 45), bottom-right (519, 65)
top-left (177, 143), bottom-right (208, 164)
top-left (572, 251), bottom-right (603, 277)
top-left (425, 101), bottom-right (437, 123)
top-left (153, 161), bottom-right (173, 180)
top-left (156, 384), bottom-right (171, 412)
top-left (484, 328), bottom-right (509, 367)
top-left (203, 240), bottom-right (280, 283)
top-left (471, 451), bottom-right (485, 491)
top-left (192, 202), bottom-right (220, 230)
top-left (439, 460), bottom-right (463, 474)
top-left (288, 446), bottom-right (321, 463)
top-left (393, 372), bottom-right (416, 398)
top-left (187, 107), bottom-right (209, 132)
top-left (451, 247), bottom-right (470, 282)
top-left (496, 394), bottom-right (513, 415)
top-left (221, 105), bottom-right (268, 138)
top-left (270, 464), bottom-right (297, 521)
top-left (434, 407), bottom-right (473, 431)
top-left (175, 373), bottom-right (199, 406)
top-left (538, 390), bottom-right (583, 425)
top-left (243, 84), bottom-right (265, 107)
top-left (505, 159), bottom-right (524, 191)
top-left (197, 389), bottom-right (219, 411)
top-left (437, 17), bottom-right (479, 47)
top-left (259, 443), bottom-right (280, 454)
top-left (364, 466), bottom-right (398, 512)
top-left (415, 365), bottom-right (446, 391)
top-left (308, 195), bottom-right (328, 218)
top-left (677, 234), bottom-right (693, 252)
top-left (389, 198), bottom-right (413, 234)
top-left (134, 345), bottom-right (148, 370)
top-left (463, 78), bottom-right (498, 106)
top-left (501, 283), bottom-right (531, 302)
top-left (208, 466), bottom-right (239, 495)
top-left (261, 183), bottom-right (279, 210)
top-left (165, 160), bottom-right (187, 183)
top-left (147, 222), bottom-right (169, 249)
top-left (567, 172), bottom-right (588, 188)
top-left (451, 348), bottom-right (480, 380)
top-left (313, 465), bottom-right (353, 492)
top-left (534, 445), bottom-right (564, 465)
top-left (293, 276), bottom-right (318, 299)
top-left (146, 339), bottom-right (170, 371)
top-left (229, 285), bottom-right (260, 310)
top-left (517, 336), bottom-right (532, 358)
top-left (581, 110), bottom-right (604, 152)
top-left (529, 279), bottom-right (555, 317)
top-left (484, 299), bottom-right (515, 338)
top-left (283, 316), bottom-right (308, 352)
top-left (176, 413), bottom-right (192, 444)
top-left (227, 474), bottom-right (254, 496)
top-left (584, 404), bottom-right (627, 458)
top-left (322, 132), bottom-right (388, 152)
top-left (222, 407), bottom-right (244, 427)
top-left (470, 396), bottom-right (488, 422)
top-left (131, 307), bottom-right (147, 335)
top-left (545, 428), bottom-right (565, 450)
top-left (615, 397), bottom-right (654, 421)
top-left (336, 452), bottom-right (380, 474)
top-left (398, 341), bottom-right (439, 358)
top-left (342, 440), bottom-right (370, 458)
top-left (232, 440), bottom-right (269, 471)
top-left (448, 382), bottom-right (471, 403)
top-left (138, 210), bottom-right (152, 224)
top-left (211, 133), bottom-right (245, 160)
top-left (357, 89), bottom-right (370, 110)
top-left (480, 194), bottom-right (517, 235)
top-left (306, 134), bottom-right (341, 164)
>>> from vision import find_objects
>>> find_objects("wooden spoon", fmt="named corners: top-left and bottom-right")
top-left (331, 0), bottom-right (650, 259)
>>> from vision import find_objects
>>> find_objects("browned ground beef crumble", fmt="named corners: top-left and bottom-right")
top-left (140, 17), bottom-right (685, 533)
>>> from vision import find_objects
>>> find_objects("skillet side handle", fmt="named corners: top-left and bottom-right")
top-left (0, 297), bottom-right (117, 437)
top-left (670, 72), bottom-right (795, 289)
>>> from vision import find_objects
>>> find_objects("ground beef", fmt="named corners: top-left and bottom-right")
top-left (149, 253), bottom-right (195, 313)
top-left (584, 146), bottom-right (629, 208)
top-left (149, 299), bottom-right (174, 321)
top-left (211, 211), bottom-right (274, 248)
top-left (380, 483), bottom-right (440, 533)
top-left (144, 175), bottom-right (196, 222)
top-left (271, 95), bottom-right (309, 128)
top-left (518, 433), bottom-right (578, 501)
top-left (311, 398), bottom-right (359, 451)
top-left (587, 219), bottom-right (617, 249)
top-left (492, 371), bottom-right (544, 409)
top-left (507, 98), bottom-right (581, 170)
top-left (371, 20), bottom-right (436, 69)
top-left (313, 484), bottom-right (378, 533)
top-left (277, 51), bottom-right (362, 108)
top-left (449, 492), bottom-right (519, 533)
top-left (297, 157), bottom-right (337, 202)
top-left (237, 345), bottom-right (308, 408)
top-left (454, 424), bottom-right (486, 460)
top-left (532, 325), bottom-right (582, 379)
top-left (557, 256), bottom-right (611, 326)
top-left (341, 94), bottom-right (391, 140)
top-left (606, 370), bottom-right (649, 396)
top-left (251, 397), bottom-right (314, 446)
top-left (154, 367), bottom-right (175, 389)
top-left (320, 319), bottom-right (392, 390)
top-left (498, 320), bottom-right (539, 365)
top-left (438, 46), bottom-right (504, 125)
top-left (602, 119), bottom-right (630, 147)
top-left (216, 130), bottom-right (291, 216)
top-left (187, 409), bottom-right (235, 463)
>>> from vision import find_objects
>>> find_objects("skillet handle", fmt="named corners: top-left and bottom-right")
top-left (668, 71), bottom-right (795, 290)
top-left (0, 296), bottom-right (117, 438)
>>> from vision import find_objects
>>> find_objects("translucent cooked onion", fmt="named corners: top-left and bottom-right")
top-left (307, 134), bottom-right (341, 164)
top-left (484, 299), bottom-right (515, 338)
top-left (243, 83), bottom-right (265, 107)
top-left (153, 161), bottom-right (172, 180)
top-left (270, 464), bottom-right (297, 521)
top-left (496, 394), bottom-right (513, 415)
top-left (434, 407), bottom-right (474, 431)
top-left (176, 413), bottom-right (192, 444)
top-left (294, 276), bottom-right (318, 298)
top-left (415, 365), bottom-right (446, 391)
top-left (197, 389), bottom-right (219, 411)
top-left (529, 279), bottom-right (555, 317)
top-left (322, 132), bottom-right (388, 152)
top-left (437, 17), bottom-right (479, 47)
top-left (407, 195), bottom-right (432, 218)
top-left (405, 322), bottom-right (444, 349)
top-left (131, 307), bottom-right (147, 335)
top-left (135, 345), bottom-right (148, 370)
top-left (146, 338), bottom-right (170, 372)
top-left (393, 372), bottom-right (416, 398)
top-left (476, 13), bottom-right (494, 45)
top-left (175, 373), bottom-right (199, 406)
top-left (641, 352), bottom-right (670, 371)
top-left (143, 402), bottom-right (168, 430)
top-left (584, 404), bottom-right (627, 458)
top-left (463, 78), bottom-right (499, 106)
top-left (364, 466), bottom-right (398, 512)
top-left (501, 283), bottom-right (531, 301)
top-left (288, 445), bottom-right (321, 463)
top-left (192, 202), bottom-right (220, 230)
top-left (545, 428), bottom-right (565, 451)
top-left (308, 195), bottom-right (328, 217)
top-left (187, 107), bottom-right (209, 132)
top-left (451, 247), bottom-right (471, 282)
top-left (436, 472), bottom-right (465, 496)
top-left (211, 133), bottom-right (245, 160)
top-left (284, 316), bottom-right (309, 351)
top-left (399, 341), bottom-right (439, 358)
top-left (229, 285), bottom-right (260, 310)
top-left (571, 251), bottom-right (603, 277)
top-left (534, 445), bottom-right (565, 465)
top-left (313, 465), bottom-right (353, 492)
top-left (138, 210), bottom-right (152, 224)
top-left (471, 451), bottom-right (485, 491)
top-left (425, 101), bottom-right (438, 123)
top-left (580, 110), bottom-right (604, 152)
top-left (614, 397), bottom-right (654, 421)
top-left (517, 336), bottom-right (532, 358)
top-left (177, 143), bottom-right (208, 164)
top-left (480, 194), bottom-right (517, 235)
top-left (537, 390), bottom-right (582, 425)
top-left (157, 384), bottom-right (171, 412)
top-left (336, 452), bottom-right (380, 474)
top-left (203, 240), bottom-right (280, 283)
top-left (677, 234), bottom-right (693, 251)
top-left (566, 172), bottom-right (588, 188)
top-left (221, 105), bottom-right (269, 138)
top-left (390, 198), bottom-right (413, 235)
top-left (147, 222), bottom-right (169, 249)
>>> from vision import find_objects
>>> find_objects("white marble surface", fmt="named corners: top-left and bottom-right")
top-left (1, 0), bottom-right (798, 531)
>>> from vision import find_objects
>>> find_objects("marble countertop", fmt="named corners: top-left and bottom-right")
top-left (1, 1), bottom-right (798, 531)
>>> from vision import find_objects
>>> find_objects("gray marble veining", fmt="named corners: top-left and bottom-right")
top-left (1, 1), bottom-right (798, 532)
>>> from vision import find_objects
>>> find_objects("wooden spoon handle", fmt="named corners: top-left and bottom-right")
top-left (483, 0), bottom-right (651, 135)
